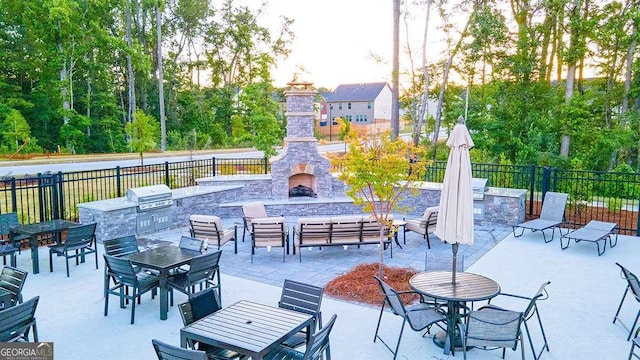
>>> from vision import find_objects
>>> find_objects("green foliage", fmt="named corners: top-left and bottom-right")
top-left (606, 197), bottom-right (623, 211)
top-left (125, 110), bottom-right (159, 165)
top-left (59, 111), bottom-right (91, 154)
top-left (2, 109), bottom-right (31, 150)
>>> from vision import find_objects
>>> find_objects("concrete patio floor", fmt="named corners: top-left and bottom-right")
top-left (11, 219), bottom-right (638, 360)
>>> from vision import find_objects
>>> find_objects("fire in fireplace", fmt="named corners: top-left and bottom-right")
top-left (289, 184), bottom-right (317, 198)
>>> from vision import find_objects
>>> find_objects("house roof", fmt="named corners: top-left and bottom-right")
top-left (325, 82), bottom-right (389, 102)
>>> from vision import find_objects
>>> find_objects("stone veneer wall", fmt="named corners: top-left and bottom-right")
top-left (270, 84), bottom-right (333, 199)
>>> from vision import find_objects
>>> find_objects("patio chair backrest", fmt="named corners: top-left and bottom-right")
top-left (103, 235), bottom-right (139, 257)
top-left (178, 288), bottom-right (222, 326)
top-left (279, 279), bottom-right (324, 324)
top-left (523, 281), bottom-right (551, 320)
top-left (0, 266), bottom-right (28, 307)
top-left (0, 296), bottom-right (39, 342)
top-left (152, 339), bottom-right (208, 360)
top-left (179, 236), bottom-right (204, 252)
top-left (301, 314), bottom-right (337, 360)
top-left (465, 308), bottom-right (523, 349)
top-left (103, 254), bottom-right (138, 287)
top-left (242, 201), bottom-right (268, 220)
top-left (373, 276), bottom-right (407, 317)
top-left (189, 215), bottom-right (223, 241)
top-left (65, 223), bottom-right (97, 246)
top-left (617, 263), bottom-right (640, 302)
top-left (539, 192), bottom-right (568, 222)
top-left (0, 212), bottom-right (20, 237)
top-left (251, 217), bottom-right (287, 244)
top-left (186, 250), bottom-right (221, 288)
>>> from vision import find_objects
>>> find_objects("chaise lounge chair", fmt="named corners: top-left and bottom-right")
top-left (560, 220), bottom-right (618, 256)
top-left (512, 192), bottom-right (568, 243)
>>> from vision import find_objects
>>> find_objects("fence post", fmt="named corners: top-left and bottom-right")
top-left (10, 177), bottom-right (17, 213)
top-left (36, 173), bottom-right (44, 222)
top-left (52, 172), bottom-right (61, 220)
top-left (212, 157), bottom-right (216, 177)
top-left (164, 162), bottom-right (170, 187)
top-left (528, 165), bottom-right (536, 215)
top-left (264, 157), bottom-right (268, 174)
top-left (542, 166), bottom-right (551, 196)
top-left (116, 166), bottom-right (122, 197)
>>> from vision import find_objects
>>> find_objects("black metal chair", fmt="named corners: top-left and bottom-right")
top-left (0, 212), bottom-right (29, 251)
top-left (482, 281), bottom-right (551, 360)
top-left (152, 339), bottom-right (208, 360)
top-left (278, 279), bottom-right (324, 349)
top-left (103, 235), bottom-right (140, 257)
top-left (178, 288), bottom-right (244, 360)
top-left (373, 276), bottom-right (446, 360)
top-left (264, 314), bottom-right (337, 360)
top-left (614, 262), bottom-right (640, 340)
top-left (103, 254), bottom-right (160, 324)
top-left (629, 332), bottom-right (640, 360)
top-left (0, 296), bottom-right (39, 342)
top-left (48, 222), bottom-right (98, 277)
top-left (169, 250), bottom-right (222, 306)
top-left (459, 307), bottom-right (525, 360)
top-left (0, 265), bottom-right (28, 309)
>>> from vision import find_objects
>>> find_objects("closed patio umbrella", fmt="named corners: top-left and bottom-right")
top-left (435, 116), bottom-right (474, 285)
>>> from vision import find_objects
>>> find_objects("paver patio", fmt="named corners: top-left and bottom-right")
top-left (10, 218), bottom-right (638, 359)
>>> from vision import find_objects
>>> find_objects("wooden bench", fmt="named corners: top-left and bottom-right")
top-left (293, 216), bottom-right (393, 262)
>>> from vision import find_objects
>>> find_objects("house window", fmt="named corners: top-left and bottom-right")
top-left (363, 114), bottom-right (368, 122)
top-left (367, 101), bottom-right (372, 109)
top-left (339, 103), bottom-right (343, 110)
top-left (348, 103), bottom-right (352, 109)
top-left (346, 115), bottom-right (352, 122)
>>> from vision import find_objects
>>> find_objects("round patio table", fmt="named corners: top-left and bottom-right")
top-left (409, 271), bottom-right (500, 355)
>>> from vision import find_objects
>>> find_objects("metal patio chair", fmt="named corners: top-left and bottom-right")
top-left (189, 215), bottom-right (238, 254)
top-left (483, 281), bottom-right (551, 359)
top-left (0, 296), bottom-right (39, 342)
top-left (264, 314), bottom-right (337, 360)
top-left (373, 276), bottom-right (446, 360)
top-left (512, 192), bottom-right (568, 243)
top-left (278, 279), bottom-right (324, 349)
top-left (178, 288), bottom-right (245, 360)
top-left (614, 262), bottom-right (640, 340)
top-left (152, 339), bottom-right (208, 360)
top-left (403, 206), bottom-right (439, 249)
top-left (168, 250), bottom-right (222, 306)
top-left (459, 307), bottom-right (525, 360)
top-left (0, 265), bottom-right (28, 309)
top-left (250, 217), bottom-right (289, 263)
top-left (242, 201), bottom-right (269, 243)
top-left (48, 222), bottom-right (98, 277)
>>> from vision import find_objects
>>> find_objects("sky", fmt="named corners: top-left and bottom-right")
top-left (257, 1), bottom-right (396, 89)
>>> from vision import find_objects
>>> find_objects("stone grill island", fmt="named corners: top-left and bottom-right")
top-left (79, 82), bottom-right (526, 242)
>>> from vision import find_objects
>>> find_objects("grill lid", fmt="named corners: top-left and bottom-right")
top-left (126, 185), bottom-right (173, 210)
top-left (472, 178), bottom-right (488, 200)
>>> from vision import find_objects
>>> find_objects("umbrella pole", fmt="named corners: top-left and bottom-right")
top-left (452, 243), bottom-right (458, 285)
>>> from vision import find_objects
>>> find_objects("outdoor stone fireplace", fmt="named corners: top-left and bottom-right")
top-left (271, 82), bottom-right (334, 199)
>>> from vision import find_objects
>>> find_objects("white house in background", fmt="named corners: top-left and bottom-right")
top-left (322, 82), bottom-right (392, 125)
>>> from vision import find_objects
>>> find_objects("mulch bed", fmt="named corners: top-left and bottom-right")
top-left (325, 263), bottom-right (419, 306)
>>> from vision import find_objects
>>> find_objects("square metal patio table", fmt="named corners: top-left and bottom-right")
top-left (10, 219), bottom-right (79, 274)
top-left (127, 245), bottom-right (201, 320)
top-left (180, 300), bottom-right (314, 360)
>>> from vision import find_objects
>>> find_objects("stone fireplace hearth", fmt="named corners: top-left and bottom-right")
top-left (270, 82), bottom-right (334, 199)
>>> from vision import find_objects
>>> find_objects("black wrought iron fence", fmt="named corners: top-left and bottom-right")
top-left (1, 157), bottom-right (638, 234)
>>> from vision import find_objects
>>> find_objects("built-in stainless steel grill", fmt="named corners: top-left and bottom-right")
top-left (472, 178), bottom-right (488, 201)
top-left (125, 185), bottom-right (173, 234)
top-left (126, 184), bottom-right (173, 211)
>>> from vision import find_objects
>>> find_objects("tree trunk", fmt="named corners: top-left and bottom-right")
top-left (561, 63), bottom-right (575, 158)
top-left (126, 0), bottom-right (136, 123)
top-left (156, 3), bottom-right (166, 152)
top-left (391, 0), bottom-right (400, 139)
